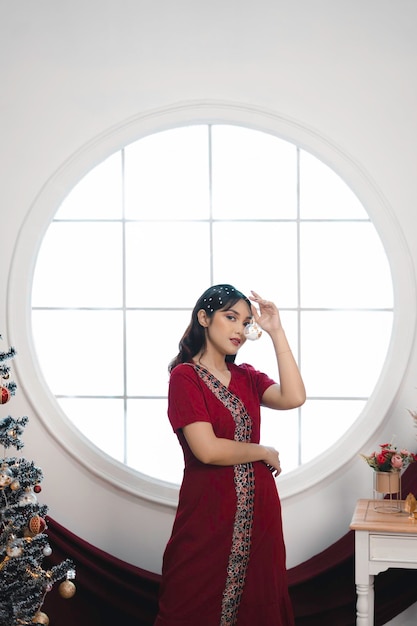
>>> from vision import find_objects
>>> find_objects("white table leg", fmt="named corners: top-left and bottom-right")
top-left (355, 576), bottom-right (374, 625)
top-left (355, 530), bottom-right (374, 625)
top-left (368, 575), bottom-right (374, 625)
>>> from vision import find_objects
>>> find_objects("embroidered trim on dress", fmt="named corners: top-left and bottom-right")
top-left (192, 364), bottom-right (255, 626)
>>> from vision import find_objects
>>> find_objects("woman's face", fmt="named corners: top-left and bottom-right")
top-left (204, 299), bottom-right (252, 356)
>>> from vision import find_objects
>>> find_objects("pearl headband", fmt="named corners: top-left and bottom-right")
top-left (202, 285), bottom-right (239, 313)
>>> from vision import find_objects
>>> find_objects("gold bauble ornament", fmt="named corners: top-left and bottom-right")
top-left (0, 556), bottom-right (10, 571)
top-left (59, 579), bottom-right (76, 599)
top-left (33, 612), bottom-right (49, 625)
top-left (405, 492), bottom-right (417, 517)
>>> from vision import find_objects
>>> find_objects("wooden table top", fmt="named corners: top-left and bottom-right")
top-left (350, 499), bottom-right (417, 534)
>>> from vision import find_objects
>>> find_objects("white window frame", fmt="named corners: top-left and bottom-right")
top-left (7, 102), bottom-right (416, 507)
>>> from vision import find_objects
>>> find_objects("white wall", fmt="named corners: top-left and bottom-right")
top-left (2, 0), bottom-right (417, 619)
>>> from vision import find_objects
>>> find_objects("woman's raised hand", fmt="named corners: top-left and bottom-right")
top-left (249, 291), bottom-right (282, 335)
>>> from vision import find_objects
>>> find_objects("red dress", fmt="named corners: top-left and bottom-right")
top-left (154, 362), bottom-right (294, 626)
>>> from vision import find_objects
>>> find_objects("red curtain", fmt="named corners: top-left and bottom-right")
top-left (43, 464), bottom-right (417, 626)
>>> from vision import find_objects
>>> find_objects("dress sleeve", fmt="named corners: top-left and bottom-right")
top-left (238, 362), bottom-right (277, 400)
top-left (168, 364), bottom-right (212, 432)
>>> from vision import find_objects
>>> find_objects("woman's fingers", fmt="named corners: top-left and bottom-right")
top-left (249, 290), bottom-right (263, 303)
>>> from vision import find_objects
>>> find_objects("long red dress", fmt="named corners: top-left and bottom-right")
top-left (154, 362), bottom-right (294, 626)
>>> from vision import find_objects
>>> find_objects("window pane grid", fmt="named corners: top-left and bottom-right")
top-left (31, 124), bottom-right (393, 484)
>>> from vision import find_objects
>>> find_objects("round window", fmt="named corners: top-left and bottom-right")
top-left (30, 124), bottom-right (393, 486)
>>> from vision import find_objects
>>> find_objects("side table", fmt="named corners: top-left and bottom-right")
top-left (350, 498), bottom-right (417, 625)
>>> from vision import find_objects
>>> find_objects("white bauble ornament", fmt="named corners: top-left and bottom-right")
top-left (0, 465), bottom-right (12, 488)
top-left (244, 322), bottom-right (262, 341)
top-left (18, 487), bottom-right (38, 506)
top-left (6, 542), bottom-right (23, 557)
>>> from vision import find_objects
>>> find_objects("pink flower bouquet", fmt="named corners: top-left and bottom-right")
top-left (361, 443), bottom-right (417, 473)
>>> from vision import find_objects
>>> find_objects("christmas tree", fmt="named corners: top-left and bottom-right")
top-left (0, 337), bottom-right (75, 625)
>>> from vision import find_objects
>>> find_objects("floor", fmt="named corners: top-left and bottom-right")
top-left (384, 602), bottom-right (417, 625)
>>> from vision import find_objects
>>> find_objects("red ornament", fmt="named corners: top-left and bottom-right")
top-left (29, 515), bottom-right (46, 535)
top-left (0, 386), bottom-right (10, 404)
top-left (34, 485), bottom-right (42, 494)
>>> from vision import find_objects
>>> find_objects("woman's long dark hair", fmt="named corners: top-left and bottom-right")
top-left (168, 284), bottom-right (251, 372)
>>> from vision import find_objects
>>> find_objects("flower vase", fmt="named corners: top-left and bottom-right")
top-left (373, 470), bottom-right (401, 512)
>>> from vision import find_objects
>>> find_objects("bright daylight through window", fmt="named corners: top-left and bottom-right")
top-left (31, 124), bottom-right (393, 485)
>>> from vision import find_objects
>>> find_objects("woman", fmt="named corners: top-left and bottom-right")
top-left (154, 285), bottom-right (306, 626)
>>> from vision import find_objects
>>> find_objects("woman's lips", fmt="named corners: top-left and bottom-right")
top-left (230, 338), bottom-right (241, 347)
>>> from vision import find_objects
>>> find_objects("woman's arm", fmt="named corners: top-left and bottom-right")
top-left (182, 421), bottom-right (281, 475)
top-left (261, 326), bottom-right (306, 409)
top-left (250, 292), bottom-right (306, 410)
